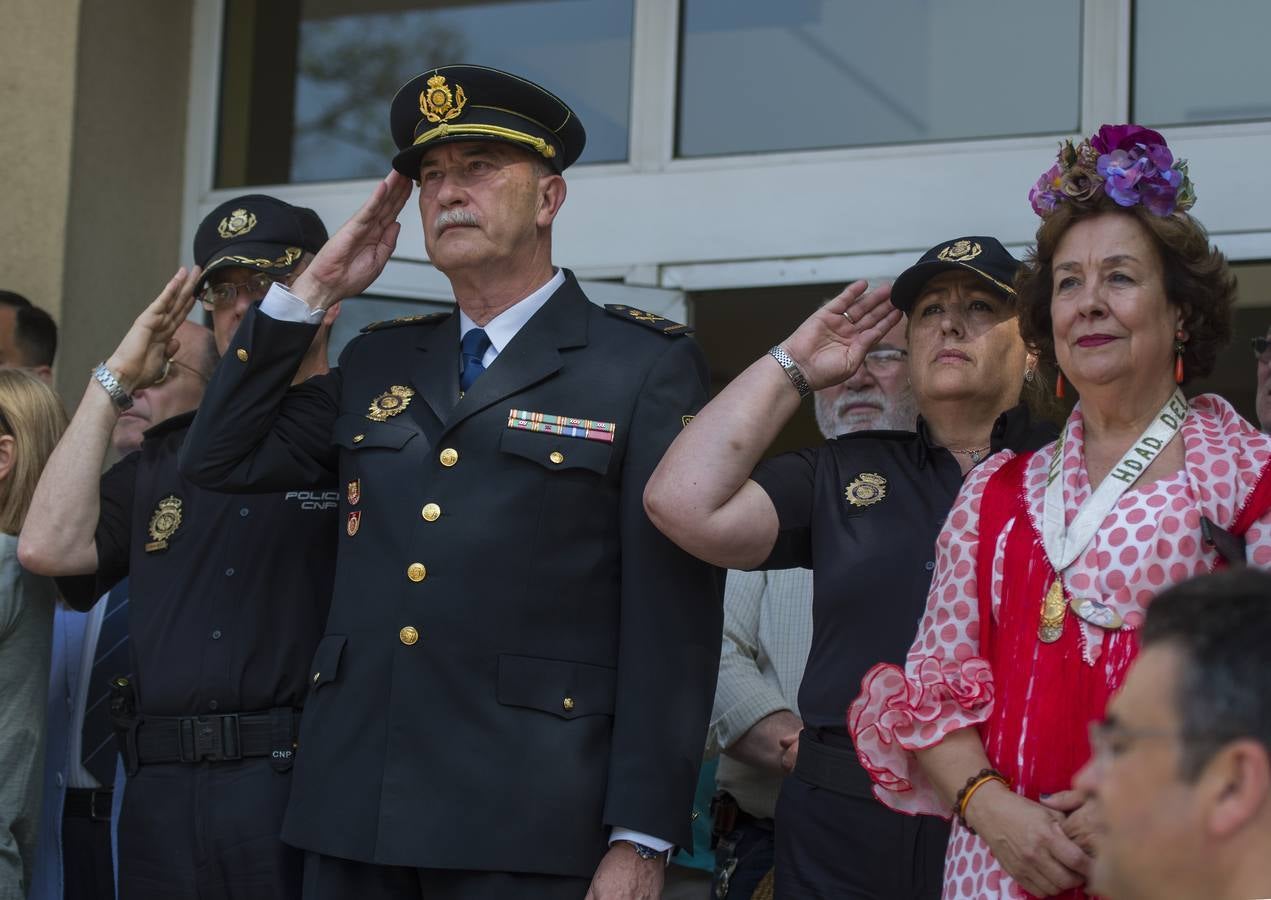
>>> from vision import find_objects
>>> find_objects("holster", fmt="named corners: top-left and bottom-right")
top-left (109, 676), bottom-right (142, 777)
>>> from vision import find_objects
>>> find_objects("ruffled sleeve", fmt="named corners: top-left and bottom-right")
top-left (848, 451), bottom-right (1014, 815)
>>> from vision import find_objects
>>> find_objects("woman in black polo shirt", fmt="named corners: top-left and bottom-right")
top-left (645, 237), bottom-right (1057, 898)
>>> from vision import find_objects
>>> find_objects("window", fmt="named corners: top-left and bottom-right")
top-left (1133, 0), bottom-right (1271, 126)
top-left (216, 0), bottom-right (633, 188)
top-left (677, 0), bottom-right (1082, 158)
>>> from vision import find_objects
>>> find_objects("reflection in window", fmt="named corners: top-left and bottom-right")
top-left (217, 0), bottom-right (633, 188)
top-left (1134, 0), bottom-right (1271, 126)
top-left (677, 0), bottom-right (1081, 158)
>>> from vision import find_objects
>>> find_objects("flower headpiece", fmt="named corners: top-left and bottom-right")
top-left (1029, 124), bottom-right (1196, 219)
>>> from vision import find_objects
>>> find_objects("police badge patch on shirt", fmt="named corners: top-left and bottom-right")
top-left (844, 473), bottom-right (888, 508)
top-left (145, 495), bottom-right (183, 552)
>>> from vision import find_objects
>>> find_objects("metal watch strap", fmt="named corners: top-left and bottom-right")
top-left (767, 345), bottom-right (811, 399)
top-left (91, 362), bottom-right (134, 411)
top-left (617, 839), bottom-right (669, 862)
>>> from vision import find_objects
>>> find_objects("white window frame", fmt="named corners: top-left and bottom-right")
top-left (183, 0), bottom-right (1271, 300)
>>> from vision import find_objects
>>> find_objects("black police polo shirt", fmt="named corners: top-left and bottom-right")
top-left (750, 405), bottom-right (1055, 735)
top-left (60, 411), bottom-right (338, 716)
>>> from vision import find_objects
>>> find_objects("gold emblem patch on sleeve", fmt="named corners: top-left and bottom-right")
top-left (145, 495), bottom-right (183, 552)
top-left (844, 473), bottom-right (888, 508)
top-left (367, 385), bottom-right (415, 421)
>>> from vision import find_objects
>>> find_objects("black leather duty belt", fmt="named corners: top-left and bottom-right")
top-left (133, 708), bottom-right (301, 765)
top-left (792, 728), bottom-right (875, 797)
top-left (64, 787), bottom-right (113, 821)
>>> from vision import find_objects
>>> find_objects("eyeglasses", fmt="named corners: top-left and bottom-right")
top-left (1252, 336), bottom-right (1271, 363)
top-left (150, 357), bottom-right (210, 387)
top-left (199, 272), bottom-right (293, 310)
top-left (1087, 720), bottom-right (1181, 766)
top-left (862, 348), bottom-right (908, 374)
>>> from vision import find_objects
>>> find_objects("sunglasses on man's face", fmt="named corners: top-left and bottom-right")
top-left (1253, 336), bottom-right (1271, 362)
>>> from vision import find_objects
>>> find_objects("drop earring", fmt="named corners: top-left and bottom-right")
top-left (1174, 330), bottom-right (1186, 384)
top-left (1055, 371), bottom-right (1065, 399)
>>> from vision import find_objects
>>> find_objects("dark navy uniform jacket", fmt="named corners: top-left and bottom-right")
top-left (178, 271), bottom-right (723, 878)
top-left (60, 412), bottom-right (337, 717)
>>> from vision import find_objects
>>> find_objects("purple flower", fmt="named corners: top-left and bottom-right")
top-left (1090, 124), bottom-right (1167, 155)
top-left (1029, 163), bottom-right (1064, 216)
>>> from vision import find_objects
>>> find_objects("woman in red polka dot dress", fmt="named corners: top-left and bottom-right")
top-left (850, 125), bottom-right (1271, 900)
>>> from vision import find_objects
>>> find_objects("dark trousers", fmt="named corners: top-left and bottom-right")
top-left (713, 818), bottom-right (774, 899)
top-left (302, 853), bottom-right (592, 900)
top-left (774, 772), bottom-right (947, 899)
top-left (117, 758), bottom-right (301, 900)
top-left (62, 790), bottom-right (117, 900)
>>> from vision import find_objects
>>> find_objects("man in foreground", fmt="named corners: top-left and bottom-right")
top-left (1073, 568), bottom-right (1271, 900)
top-left (176, 65), bottom-right (721, 898)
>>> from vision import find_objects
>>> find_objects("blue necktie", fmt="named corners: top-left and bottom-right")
top-left (460, 328), bottom-right (492, 393)
top-left (82, 579), bottom-right (130, 787)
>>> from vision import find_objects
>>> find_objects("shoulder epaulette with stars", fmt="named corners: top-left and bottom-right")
top-left (603, 304), bottom-right (694, 336)
top-left (360, 312), bottom-right (450, 334)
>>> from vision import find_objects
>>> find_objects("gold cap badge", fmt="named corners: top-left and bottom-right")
top-left (217, 208), bottom-right (257, 239)
top-left (937, 240), bottom-right (982, 262)
top-left (420, 74), bottom-right (467, 124)
top-left (145, 495), bottom-right (183, 552)
top-left (367, 385), bottom-right (415, 422)
top-left (844, 473), bottom-right (888, 508)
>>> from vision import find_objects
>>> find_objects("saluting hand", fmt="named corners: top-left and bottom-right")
top-left (289, 169), bottom-right (414, 311)
top-left (105, 266), bottom-right (201, 393)
top-left (780, 281), bottom-right (903, 392)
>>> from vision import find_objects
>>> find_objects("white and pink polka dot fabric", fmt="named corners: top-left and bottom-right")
top-left (850, 394), bottom-right (1271, 899)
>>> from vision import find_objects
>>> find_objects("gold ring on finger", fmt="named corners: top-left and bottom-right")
top-left (844, 310), bottom-right (857, 325)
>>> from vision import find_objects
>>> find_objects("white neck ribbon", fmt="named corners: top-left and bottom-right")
top-left (1042, 389), bottom-right (1188, 574)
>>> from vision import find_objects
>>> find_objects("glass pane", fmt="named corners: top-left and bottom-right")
top-left (1133, 0), bottom-right (1271, 126)
top-left (217, 0), bottom-right (633, 188)
top-left (677, 0), bottom-right (1081, 158)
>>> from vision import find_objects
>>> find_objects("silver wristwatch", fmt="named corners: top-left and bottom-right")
top-left (91, 362), bottom-right (133, 411)
top-left (768, 345), bottom-right (811, 399)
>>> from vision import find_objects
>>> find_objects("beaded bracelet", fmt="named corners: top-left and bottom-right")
top-left (953, 767), bottom-right (1009, 835)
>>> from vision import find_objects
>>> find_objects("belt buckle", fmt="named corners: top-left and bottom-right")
top-left (90, 789), bottom-right (113, 822)
top-left (180, 714), bottom-right (242, 762)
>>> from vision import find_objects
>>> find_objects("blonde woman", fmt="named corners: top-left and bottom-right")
top-left (0, 369), bottom-right (68, 897)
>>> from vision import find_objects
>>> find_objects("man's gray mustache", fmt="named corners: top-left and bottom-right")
top-left (435, 210), bottom-right (480, 232)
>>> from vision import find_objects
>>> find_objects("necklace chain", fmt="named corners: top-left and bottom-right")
top-left (945, 444), bottom-right (991, 463)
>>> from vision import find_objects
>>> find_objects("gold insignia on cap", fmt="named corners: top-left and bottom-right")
top-left (367, 385), bottom-right (415, 422)
top-left (937, 240), bottom-right (983, 262)
top-left (420, 74), bottom-right (467, 124)
top-left (844, 473), bottom-right (888, 508)
top-left (145, 495), bottom-right (183, 552)
top-left (217, 208), bottom-right (257, 239)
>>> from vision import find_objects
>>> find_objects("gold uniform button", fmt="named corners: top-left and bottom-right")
top-left (399, 626), bottom-right (419, 646)
top-left (421, 503), bottom-right (441, 522)
top-left (236, 348), bottom-right (248, 362)
top-left (407, 562), bottom-right (427, 582)
top-left (562, 697), bottom-right (575, 711)
top-left (439, 448), bottom-right (459, 467)
top-left (353, 434), bottom-right (365, 443)
top-left (549, 451), bottom-right (565, 464)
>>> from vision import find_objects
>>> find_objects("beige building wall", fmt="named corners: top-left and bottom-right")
top-left (0, 0), bottom-right (193, 403)
top-left (0, 0), bottom-right (79, 375)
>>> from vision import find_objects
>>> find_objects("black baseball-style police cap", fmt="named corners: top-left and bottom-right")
top-left (389, 64), bottom-right (587, 179)
top-left (890, 236), bottom-right (1020, 314)
top-left (193, 195), bottom-right (328, 294)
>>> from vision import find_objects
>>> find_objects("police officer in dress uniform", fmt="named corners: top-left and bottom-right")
top-left (19, 197), bottom-right (341, 900)
top-left (172, 66), bottom-right (722, 900)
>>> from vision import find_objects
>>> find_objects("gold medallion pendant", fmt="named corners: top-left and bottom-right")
top-left (1039, 578), bottom-right (1066, 643)
top-left (145, 495), bottom-right (183, 553)
top-left (844, 473), bottom-right (888, 508)
top-left (367, 385), bottom-right (415, 422)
